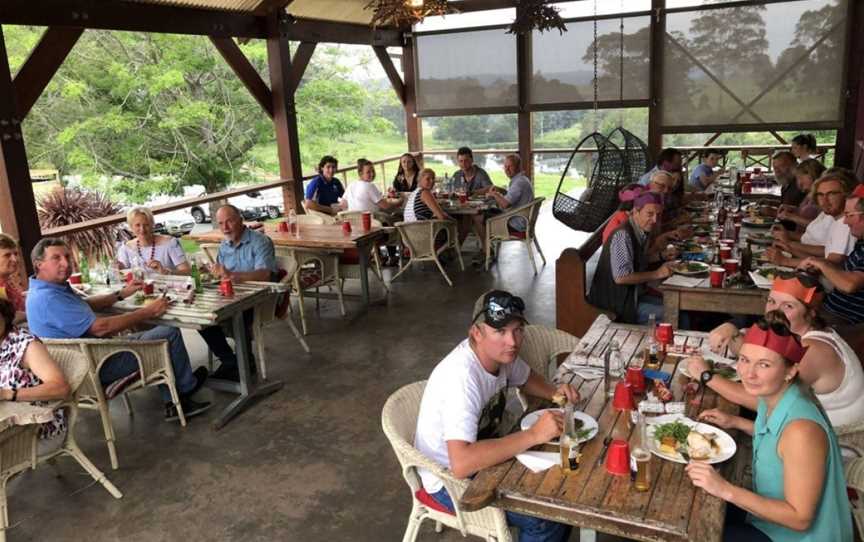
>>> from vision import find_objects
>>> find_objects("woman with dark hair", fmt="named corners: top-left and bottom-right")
top-left (777, 159), bottom-right (824, 229)
top-left (393, 153), bottom-right (420, 193)
top-left (690, 273), bottom-right (864, 428)
top-left (304, 155), bottom-right (345, 216)
top-left (686, 312), bottom-right (852, 542)
top-left (0, 298), bottom-right (70, 439)
top-left (791, 134), bottom-right (819, 161)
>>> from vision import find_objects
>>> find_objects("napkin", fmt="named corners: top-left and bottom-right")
top-left (662, 275), bottom-right (708, 288)
top-left (516, 451), bottom-right (560, 473)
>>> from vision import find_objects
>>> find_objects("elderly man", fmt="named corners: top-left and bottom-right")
top-left (452, 146), bottom-right (493, 196)
top-left (773, 150), bottom-right (805, 207)
top-left (589, 192), bottom-right (674, 324)
top-left (25, 238), bottom-right (210, 422)
top-left (200, 204), bottom-right (277, 381)
top-left (768, 168), bottom-right (857, 268)
top-left (414, 290), bottom-right (577, 542)
top-left (0, 234), bottom-right (25, 322)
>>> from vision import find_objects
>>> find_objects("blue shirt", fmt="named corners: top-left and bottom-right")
top-left (688, 164), bottom-right (713, 189)
top-left (823, 240), bottom-right (864, 324)
top-left (217, 227), bottom-right (277, 275)
top-left (304, 174), bottom-right (345, 206)
top-left (25, 277), bottom-right (96, 339)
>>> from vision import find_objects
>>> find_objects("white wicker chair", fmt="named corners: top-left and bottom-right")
top-left (41, 338), bottom-right (186, 470)
top-left (381, 381), bottom-right (513, 542)
top-left (516, 325), bottom-right (581, 410)
top-left (391, 220), bottom-right (464, 287)
top-left (0, 425), bottom-right (39, 542)
top-left (484, 198), bottom-right (546, 274)
top-left (835, 421), bottom-right (864, 458)
top-left (845, 457), bottom-right (864, 536)
top-left (275, 246), bottom-right (345, 335)
top-left (336, 211), bottom-right (389, 294)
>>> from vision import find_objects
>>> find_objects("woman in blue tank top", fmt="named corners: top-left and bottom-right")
top-left (685, 312), bottom-right (852, 542)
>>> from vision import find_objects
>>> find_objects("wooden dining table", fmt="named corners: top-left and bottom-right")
top-left (92, 277), bottom-right (285, 430)
top-left (461, 316), bottom-right (748, 542)
top-left (190, 224), bottom-right (387, 306)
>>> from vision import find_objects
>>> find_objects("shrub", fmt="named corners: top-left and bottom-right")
top-left (37, 186), bottom-right (123, 264)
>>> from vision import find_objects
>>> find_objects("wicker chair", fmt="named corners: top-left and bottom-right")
top-left (391, 220), bottom-right (464, 287)
top-left (484, 198), bottom-right (546, 274)
top-left (41, 338), bottom-right (186, 470)
top-left (276, 246), bottom-right (345, 335)
top-left (335, 211), bottom-right (389, 294)
top-left (845, 457), bottom-right (864, 536)
top-left (0, 425), bottom-right (39, 542)
top-left (515, 325), bottom-right (581, 411)
top-left (381, 381), bottom-right (513, 542)
top-left (835, 421), bottom-right (864, 458)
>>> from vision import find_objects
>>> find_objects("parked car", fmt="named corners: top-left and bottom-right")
top-left (190, 190), bottom-right (283, 223)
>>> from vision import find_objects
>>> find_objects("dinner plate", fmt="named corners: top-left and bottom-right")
top-left (646, 419), bottom-right (737, 464)
top-left (678, 361), bottom-right (740, 382)
top-left (746, 233), bottom-right (773, 245)
top-left (521, 408), bottom-right (599, 446)
top-left (116, 292), bottom-right (177, 309)
top-left (671, 261), bottom-right (710, 276)
top-left (742, 217), bottom-right (774, 228)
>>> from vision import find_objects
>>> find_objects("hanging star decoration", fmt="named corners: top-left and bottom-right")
top-left (365, 0), bottom-right (452, 28)
top-left (508, 0), bottom-right (567, 35)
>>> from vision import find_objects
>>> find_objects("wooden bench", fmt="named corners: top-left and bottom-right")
top-left (555, 218), bottom-right (615, 338)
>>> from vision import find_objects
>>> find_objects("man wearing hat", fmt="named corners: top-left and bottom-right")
top-left (413, 290), bottom-right (578, 542)
top-left (589, 192), bottom-right (674, 324)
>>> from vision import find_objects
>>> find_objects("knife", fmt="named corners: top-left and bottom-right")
top-left (595, 435), bottom-right (613, 467)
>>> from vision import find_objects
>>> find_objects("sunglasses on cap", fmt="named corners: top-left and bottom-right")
top-left (753, 318), bottom-right (792, 337)
top-left (473, 291), bottom-right (526, 329)
top-left (775, 270), bottom-right (821, 289)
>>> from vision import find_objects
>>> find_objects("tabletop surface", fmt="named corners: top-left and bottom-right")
top-left (460, 316), bottom-right (747, 542)
top-left (190, 224), bottom-right (385, 250)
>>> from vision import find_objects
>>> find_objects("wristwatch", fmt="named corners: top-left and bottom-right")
top-left (115, 291), bottom-right (124, 301)
top-left (700, 370), bottom-right (714, 385)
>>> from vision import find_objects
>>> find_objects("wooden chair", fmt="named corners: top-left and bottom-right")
top-left (381, 381), bottom-right (513, 542)
top-left (41, 338), bottom-right (187, 470)
top-left (484, 197), bottom-right (546, 274)
top-left (391, 220), bottom-right (464, 287)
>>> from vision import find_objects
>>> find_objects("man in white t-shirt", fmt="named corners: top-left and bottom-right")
top-left (414, 290), bottom-right (577, 541)
top-left (341, 158), bottom-right (401, 214)
top-left (767, 170), bottom-right (858, 268)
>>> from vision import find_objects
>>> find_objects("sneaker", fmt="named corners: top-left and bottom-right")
top-left (165, 398), bottom-right (212, 422)
top-left (211, 363), bottom-right (240, 382)
top-left (181, 366), bottom-right (208, 399)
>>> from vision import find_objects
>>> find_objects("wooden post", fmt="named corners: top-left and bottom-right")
top-left (267, 14), bottom-right (305, 214)
top-left (516, 11), bottom-right (534, 180)
top-left (834, 0), bottom-right (863, 171)
top-left (401, 37), bottom-right (423, 154)
top-left (0, 27), bottom-right (42, 276)
top-left (647, 0), bottom-right (665, 160)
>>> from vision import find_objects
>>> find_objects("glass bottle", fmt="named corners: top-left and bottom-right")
top-left (190, 258), bottom-right (203, 294)
top-left (560, 402), bottom-right (580, 472)
top-left (631, 409), bottom-right (651, 491)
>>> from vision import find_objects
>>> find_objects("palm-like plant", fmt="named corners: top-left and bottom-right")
top-left (38, 186), bottom-right (123, 265)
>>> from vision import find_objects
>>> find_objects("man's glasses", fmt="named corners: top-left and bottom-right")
top-left (815, 190), bottom-right (844, 199)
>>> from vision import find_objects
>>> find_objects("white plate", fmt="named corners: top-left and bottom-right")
top-left (520, 408), bottom-right (599, 446)
top-left (116, 293), bottom-right (177, 309)
top-left (646, 419), bottom-right (737, 464)
top-left (671, 261), bottom-right (710, 276)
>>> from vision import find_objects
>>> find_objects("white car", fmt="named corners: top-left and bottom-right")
top-left (189, 189), bottom-right (284, 223)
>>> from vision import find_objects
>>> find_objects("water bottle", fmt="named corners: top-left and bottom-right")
top-left (78, 250), bottom-right (90, 283)
top-left (723, 214), bottom-right (735, 241)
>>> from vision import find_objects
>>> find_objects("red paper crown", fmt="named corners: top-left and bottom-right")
top-left (742, 325), bottom-right (807, 363)
top-left (852, 184), bottom-right (864, 199)
top-left (771, 276), bottom-right (823, 306)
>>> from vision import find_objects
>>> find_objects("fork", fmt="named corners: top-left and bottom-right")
top-left (677, 445), bottom-right (691, 463)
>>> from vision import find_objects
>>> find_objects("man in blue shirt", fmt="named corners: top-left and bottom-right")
top-left (25, 238), bottom-right (210, 422)
top-left (304, 155), bottom-right (345, 216)
top-left (689, 151), bottom-right (723, 190)
top-left (200, 204), bottom-right (277, 381)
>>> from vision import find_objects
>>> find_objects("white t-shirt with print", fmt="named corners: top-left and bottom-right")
top-left (344, 180), bottom-right (383, 213)
top-left (414, 339), bottom-right (531, 493)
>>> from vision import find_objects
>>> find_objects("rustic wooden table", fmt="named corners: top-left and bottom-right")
top-left (93, 277), bottom-right (285, 430)
top-left (461, 317), bottom-right (748, 542)
top-left (190, 224), bottom-right (387, 306)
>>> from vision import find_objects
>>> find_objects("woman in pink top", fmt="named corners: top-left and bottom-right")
top-left (602, 184), bottom-right (645, 242)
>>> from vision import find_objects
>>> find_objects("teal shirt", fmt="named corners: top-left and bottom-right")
top-left (748, 384), bottom-right (852, 542)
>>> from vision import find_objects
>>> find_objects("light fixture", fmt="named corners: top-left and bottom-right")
top-left (365, 0), bottom-right (452, 28)
top-left (408, 0), bottom-right (424, 8)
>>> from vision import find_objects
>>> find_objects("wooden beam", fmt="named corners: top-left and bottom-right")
top-left (0, 28), bottom-right (42, 277)
top-left (373, 46), bottom-right (405, 105)
top-left (835, 0), bottom-right (864, 169)
top-left (13, 27), bottom-right (83, 119)
top-left (254, 0), bottom-right (294, 16)
top-left (0, 0), bottom-right (268, 39)
top-left (516, 9), bottom-right (533, 180)
top-left (267, 18), bottom-right (304, 213)
top-left (280, 16), bottom-right (403, 47)
top-left (210, 37), bottom-right (274, 119)
top-left (289, 42), bottom-right (316, 94)
top-left (401, 38), bottom-right (423, 153)
top-left (647, 0), bottom-right (665, 159)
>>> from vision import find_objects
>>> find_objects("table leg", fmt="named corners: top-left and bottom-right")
top-left (358, 240), bottom-right (371, 306)
top-left (211, 311), bottom-right (284, 430)
top-left (663, 290), bottom-right (681, 328)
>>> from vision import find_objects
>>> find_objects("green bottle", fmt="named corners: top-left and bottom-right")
top-left (79, 250), bottom-right (90, 283)
top-left (191, 260), bottom-right (203, 293)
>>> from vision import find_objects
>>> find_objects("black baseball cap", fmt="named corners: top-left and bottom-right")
top-left (472, 290), bottom-right (528, 329)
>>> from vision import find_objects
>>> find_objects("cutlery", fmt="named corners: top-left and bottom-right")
top-left (677, 445), bottom-right (691, 463)
top-left (595, 435), bottom-right (613, 467)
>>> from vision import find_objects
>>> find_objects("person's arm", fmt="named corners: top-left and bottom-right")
top-left (519, 371), bottom-right (579, 403)
top-left (87, 298), bottom-right (170, 338)
top-left (489, 190), bottom-right (510, 209)
top-left (786, 240), bottom-right (826, 258)
top-left (304, 199), bottom-right (336, 216)
top-left (685, 357), bottom-right (758, 410)
top-left (800, 258), bottom-right (864, 293)
top-left (420, 190), bottom-right (451, 221)
top-left (85, 282), bottom-right (142, 312)
top-left (2, 340), bottom-right (71, 401)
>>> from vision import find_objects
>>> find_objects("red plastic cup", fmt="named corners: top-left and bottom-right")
top-left (723, 258), bottom-right (740, 275)
top-left (289, 222), bottom-right (298, 235)
top-left (220, 278), bottom-right (235, 297)
top-left (342, 221), bottom-right (352, 235)
top-left (754, 167), bottom-right (762, 175)
top-left (143, 281), bottom-right (154, 295)
top-left (459, 193), bottom-right (468, 205)
top-left (278, 221), bottom-right (289, 233)
top-left (720, 238), bottom-right (735, 246)
top-left (605, 439), bottom-right (631, 476)
top-left (709, 266), bottom-right (726, 288)
top-left (69, 273), bottom-right (82, 285)
top-left (361, 211), bottom-right (372, 232)
top-left (742, 181), bottom-right (752, 194)
top-left (656, 323), bottom-right (674, 352)
top-left (612, 381), bottom-right (635, 411)
top-left (125, 271), bottom-right (134, 285)
top-left (625, 366), bottom-right (646, 394)
top-left (719, 245), bottom-right (732, 260)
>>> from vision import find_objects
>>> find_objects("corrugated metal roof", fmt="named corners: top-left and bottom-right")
top-left (126, 0), bottom-right (265, 12)
top-left (127, 0), bottom-right (374, 24)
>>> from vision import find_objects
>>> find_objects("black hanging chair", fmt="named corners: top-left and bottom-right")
top-left (606, 127), bottom-right (650, 185)
top-left (552, 132), bottom-right (625, 233)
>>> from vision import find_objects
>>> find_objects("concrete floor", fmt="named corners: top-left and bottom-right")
top-left (9, 207), bottom-right (627, 541)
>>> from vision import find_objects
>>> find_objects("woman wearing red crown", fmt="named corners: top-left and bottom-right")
top-left (688, 273), bottom-right (864, 428)
top-left (686, 313), bottom-right (853, 542)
